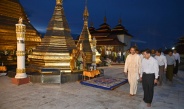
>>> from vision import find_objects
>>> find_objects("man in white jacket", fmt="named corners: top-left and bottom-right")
top-left (124, 46), bottom-right (141, 96)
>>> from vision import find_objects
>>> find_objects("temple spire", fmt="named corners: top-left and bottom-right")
top-left (56, 0), bottom-right (62, 5)
top-left (80, 0), bottom-right (90, 40)
top-left (104, 9), bottom-right (107, 23)
top-left (83, 0), bottom-right (89, 25)
top-left (76, 0), bottom-right (93, 64)
top-left (83, 6), bottom-right (89, 18)
top-left (118, 18), bottom-right (122, 24)
top-left (104, 16), bottom-right (107, 23)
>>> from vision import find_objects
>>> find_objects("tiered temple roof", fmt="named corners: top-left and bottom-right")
top-left (88, 22), bottom-right (96, 34)
top-left (89, 17), bottom-right (132, 46)
top-left (111, 19), bottom-right (132, 36)
top-left (91, 16), bottom-right (111, 37)
top-left (0, 0), bottom-right (41, 51)
top-left (175, 36), bottom-right (184, 54)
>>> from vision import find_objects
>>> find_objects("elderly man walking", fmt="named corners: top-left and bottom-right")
top-left (124, 46), bottom-right (141, 96)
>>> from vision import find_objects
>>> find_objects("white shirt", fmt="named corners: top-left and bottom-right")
top-left (173, 53), bottom-right (180, 63)
top-left (166, 55), bottom-right (176, 66)
top-left (109, 51), bottom-right (112, 55)
top-left (118, 52), bottom-right (121, 56)
top-left (123, 52), bottom-right (126, 55)
top-left (105, 50), bottom-right (108, 55)
top-left (155, 55), bottom-right (167, 69)
top-left (161, 52), bottom-right (164, 55)
top-left (141, 56), bottom-right (159, 79)
top-left (140, 54), bottom-right (144, 61)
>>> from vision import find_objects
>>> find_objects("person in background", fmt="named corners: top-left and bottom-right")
top-left (165, 50), bottom-right (176, 82)
top-left (124, 49), bottom-right (130, 61)
top-left (136, 49), bottom-right (140, 54)
top-left (113, 50), bottom-right (117, 62)
top-left (140, 49), bottom-right (159, 107)
top-left (158, 48), bottom-right (164, 55)
top-left (151, 49), bottom-right (156, 57)
top-left (124, 46), bottom-right (141, 96)
top-left (173, 50), bottom-right (180, 76)
top-left (140, 50), bottom-right (144, 61)
top-left (105, 49), bottom-right (109, 58)
top-left (117, 50), bottom-right (122, 63)
top-left (123, 51), bottom-right (126, 62)
top-left (155, 50), bottom-right (167, 86)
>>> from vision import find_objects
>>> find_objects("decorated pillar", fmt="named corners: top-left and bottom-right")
top-left (15, 17), bottom-right (27, 79)
top-left (92, 37), bottom-right (97, 70)
top-left (12, 17), bottom-right (29, 85)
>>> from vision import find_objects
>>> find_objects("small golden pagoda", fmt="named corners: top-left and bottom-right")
top-left (28, 0), bottom-right (76, 73)
top-left (72, 4), bottom-right (101, 70)
top-left (0, 0), bottom-right (41, 65)
top-left (76, 6), bottom-right (93, 65)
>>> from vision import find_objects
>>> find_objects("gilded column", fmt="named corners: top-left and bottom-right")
top-left (92, 37), bottom-right (97, 70)
top-left (15, 17), bottom-right (27, 79)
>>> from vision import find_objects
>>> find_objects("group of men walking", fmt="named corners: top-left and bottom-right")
top-left (124, 46), bottom-right (180, 107)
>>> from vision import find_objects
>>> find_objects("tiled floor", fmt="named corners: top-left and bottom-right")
top-left (0, 65), bottom-right (184, 109)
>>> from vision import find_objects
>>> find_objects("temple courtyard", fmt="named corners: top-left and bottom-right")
top-left (0, 65), bottom-right (184, 109)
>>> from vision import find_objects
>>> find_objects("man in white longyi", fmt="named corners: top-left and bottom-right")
top-left (124, 46), bottom-right (141, 96)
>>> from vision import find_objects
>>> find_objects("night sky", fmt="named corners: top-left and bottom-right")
top-left (20, 0), bottom-right (184, 50)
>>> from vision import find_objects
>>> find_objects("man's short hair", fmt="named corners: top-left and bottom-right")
top-left (130, 46), bottom-right (137, 51)
top-left (169, 50), bottom-right (173, 53)
top-left (156, 50), bottom-right (161, 54)
top-left (143, 49), bottom-right (151, 54)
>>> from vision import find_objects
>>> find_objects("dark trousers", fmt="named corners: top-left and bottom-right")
top-left (166, 65), bottom-right (174, 81)
top-left (142, 73), bottom-right (155, 103)
top-left (117, 56), bottom-right (121, 63)
top-left (158, 65), bottom-right (164, 85)
top-left (173, 60), bottom-right (179, 74)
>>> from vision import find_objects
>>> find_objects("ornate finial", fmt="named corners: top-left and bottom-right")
top-left (104, 16), bottom-right (107, 23)
top-left (83, 6), bottom-right (89, 17)
top-left (118, 18), bottom-right (122, 24)
top-left (85, 0), bottom-right (88, 6)
top-left (56, 0), bottom-right (62, 5)
top-left (18, 17), bottom-right (23, 24)
top-left (83, 0), bottom-right (89, 18)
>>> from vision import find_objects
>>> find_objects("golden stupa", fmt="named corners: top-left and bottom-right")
top-left (76, 6), bottom-right (93, 64)
top-left (0, 0), bottom-right (41, 51)
top-left (0, 0), bottom-right (41, 65)
top-left (28, 0), bottom-right (76, 73)
top-left (73, 4), bottom-right (101, 70)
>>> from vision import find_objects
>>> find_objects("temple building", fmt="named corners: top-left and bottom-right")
top-left (175, 36), bottom-right (184, 54)
top-left (83, 17), bottom-right (132, 56)
top-left (28, 0), bottom-right (76, 73)
top-left (111, 19), bottom-right (132, 51)
top-left (0, 0), bottom-right (41, 65)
